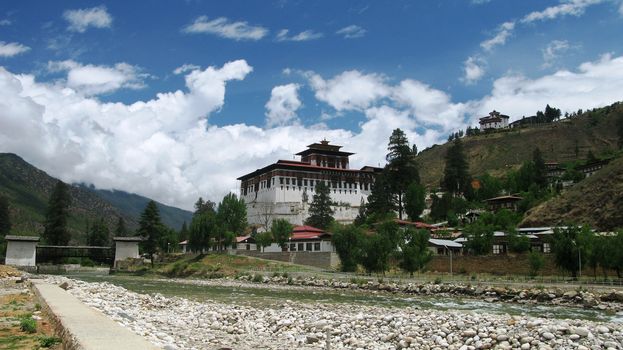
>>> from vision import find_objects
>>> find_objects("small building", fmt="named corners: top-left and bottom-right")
top-left (428, 238), bottom-right (462, 255)
top-left (484, 195), bottom-right (523, 212)
top-left (545, 162), bottom-right (565, 180)
top-left (576, 159), bottom-right (610, 178)
top-left (113, 236), bottom-right (143, 267)
top-left (236, 236), bottom-right (257, 251)
top-left (4, 235), bottom-right (40, 267)
top-left (179, 240), bottom-right (188, 253)
top-left (261, 225), bottom-right (334, 253)
top-left (479, 110), bottom-right (510, 130)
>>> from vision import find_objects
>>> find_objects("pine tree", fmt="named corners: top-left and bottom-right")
top-left (365, 171), bottom-right (395, 220)
top-left (617, 113), bottom-right (623, 149)
top-left (385, 129), bottom-right (420, 219)
top-left (442, 138), bottom-right (470, 195)
top-left (138, 200), bottom-right (163, 266)
top-left (179, 221), bottom-right (189, 242)
top-left (114, 217), bottom-right (128, 236)
top-left (305, 181), bottom-right (334, 230)
top-left (88, 218), bottom-right (110, 247)
top-left (404, 182), bottom-right (425, 221)
top-left (532, 147), bottom-right (547, 188)
top-left (0, 195), bottom-right (11, 236)
top-left (42, 181), bottom-right (72, 245)
top-left (353, 198), bottom-right (367, 226)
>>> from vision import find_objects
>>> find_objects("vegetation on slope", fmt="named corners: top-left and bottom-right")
top-left (520, 156), bottom-right (623, 230)
top-left (416, 103), bottom-right (622, 189)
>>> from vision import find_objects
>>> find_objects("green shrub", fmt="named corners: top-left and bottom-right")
top-left (287, 276), bottom-right (293, 285)
top-left (39, 336), bottom-right (61, 348)
top-left (20, 316), bottom-right (36, 333)
top-left (34, 303), bottom-right (41, 311)
top-left (252, 274), bottom-right (263, 283)
top-left (80, 258), bottom-right (95, 267)
top-left (434, 277), bottom-right (442, 284)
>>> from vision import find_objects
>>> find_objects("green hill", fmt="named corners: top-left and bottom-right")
top-left (520, 156), bottom-right (623, 231)
top-left (0, 153), bottom-right (192, 243)
top-left (79, 185), bottom-right (192, 231)
top-left (415, 103), bottom-right (622, 188)
top-left (0, 153), bottom-right (138, 243)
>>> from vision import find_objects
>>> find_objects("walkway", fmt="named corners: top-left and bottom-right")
top-left (31, 280), bottom-right (159, 350)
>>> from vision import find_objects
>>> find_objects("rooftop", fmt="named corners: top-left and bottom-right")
top-left (4, 235), bottom-right (40, 242)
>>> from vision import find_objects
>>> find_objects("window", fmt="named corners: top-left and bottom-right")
top-left (246, 244), bottom-right (250, 251)
top-left (314, 242), bottom-right (321, 251)
top-left (306, 243), bottom-right (312, 251)
top-left (298, 243), bottom-right (304, 251)
top-left (493, 244), bottom-right (503, 255)
top-left (286, 178), bottom-right (290, 185)
top-left (280, 177), bottom-right (284, 185)
top-left (290, 243), bottom-right (296, 251)
top-left (543, 243), bottom-right (551, 253)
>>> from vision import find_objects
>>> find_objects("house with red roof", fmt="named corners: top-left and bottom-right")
top-left (235, 225), bottom-right (335, 253)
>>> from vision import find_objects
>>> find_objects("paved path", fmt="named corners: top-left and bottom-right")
top-left (31, 280), bottom-right (159, 350)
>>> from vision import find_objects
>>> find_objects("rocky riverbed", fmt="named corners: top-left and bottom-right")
top-left (42, 276), bottom-right (622, 350)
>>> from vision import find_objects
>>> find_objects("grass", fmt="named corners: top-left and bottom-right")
top-left (19, 316), bottom-right (36, 333)
top-left (156, 253), bottom-right (317, 279)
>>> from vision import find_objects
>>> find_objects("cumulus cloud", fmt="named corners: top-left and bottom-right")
top-left (307, 70), bottom-right (391, 111)
top-left (2, 54), bottom-right (622, 210)
top-left (64, 6), bottom-right (112, 33)
top-left (541, 40), bottom-right (573, 68)
top-left (473, 53), bottom-right (623, 122)
top-left (183, 16), bottom-right (268, 41)
top-left (47, 60), bottom-right (149, 95)
top-left (336, 25), bottom-right (366, 39)
top-left (521, 0), bottom-right (603, 23)
top-left (276, 29), bottom-right (323, 42)
top-left (0, 42), bottom-right (30, 57)
top-left (265, 83), bottom-right (302, 127)
top-left (461, 56), bottom-right (486, 84)
top-left (480, 21), bottom-right (515, 51)
top-left (173, 64), bottom-right (200, 75)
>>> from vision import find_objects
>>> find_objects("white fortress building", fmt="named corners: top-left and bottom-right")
top-left (238, 140), bottom-right (382, 228)
top-left (479, 110), bottom-right (510, 130)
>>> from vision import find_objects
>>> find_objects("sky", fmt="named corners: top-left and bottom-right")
top-left (1, 0), bottom-right (623, 210)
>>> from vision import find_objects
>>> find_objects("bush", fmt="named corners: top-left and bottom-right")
top-left (528, 251), bottom-right (545, 277)
top-left (434, 277), bottom-right (443, 284)
top-left (80, 257), bottom-right (96, 267)
top-left (39, 336), bottom-right (61, 348)
top-left (252, 274), bottom-right (263, 283)
top-left (20, 316), bottom-right (36, 333)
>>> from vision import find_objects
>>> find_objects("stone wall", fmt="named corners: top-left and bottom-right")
top-left (427, 253), bottom-right (614, 277)
top-left (235, 250), bottom-right (339, 269)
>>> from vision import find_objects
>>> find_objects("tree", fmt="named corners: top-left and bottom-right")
top-left (332, 224), bottom-right (364, 272)
top-left (217, 193), bottom-right (247, 251)
top-left (550, 226), bottom-right (592, 279)
top-left (138, 200), bottom-right (164, 266)
top-left (179, 221), bottom-right (189, 242)
top-left (463, 220), bottom-right (494, 255)
top-left (365, 171), bottom-right (395, 220)
top-left (0, 195), bottom-right (12, 257)
top-left (442, 138), bottom-right (470, 195)
top-left (532, 147), bottom-right (547, 188)
top-left (305, 181), bottom-right (334, 230)
top-left (353, 198), bottom-right (368, 226)
top-left (271, 219), bottom-right (293, 248)
top-left (404, 182), bottom-right (425, 221)
top-left (528, 251), bottom-right (544, 277)
top-left (617, 113), bottom-right (623, 149)
top-left (429, 193), bottom-right (451, 222)
top-left (42, 181), bottom-right (72, 245)
top-left (507, 231), bottom-right (531, 253)
top-left (255, 231), bottom-right (273, 252)
top-left (359, 220), bottom-right (400, 274)
top-left (88, 218), bottom-right (110, 247)
top-left (114, 217), bottom-right (128, 236)
top-left (385, 129), bottom-right (420, 219)
top-left (194, 197), bottom-right (215, 215)
top-left (544, 104), bottom-right (561, 122)
top-left (399, 228), bottom-right (431, 276)
top-left (188, 210), bottom-right (217, 253)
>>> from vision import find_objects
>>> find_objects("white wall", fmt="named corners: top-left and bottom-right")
top-left (5, 241), bottom-right (38, 267)
top-left (114, 241), bottom-right (140, 262)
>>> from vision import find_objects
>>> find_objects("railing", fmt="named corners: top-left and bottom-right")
top-left (36, 246), bottom-right (114, 266)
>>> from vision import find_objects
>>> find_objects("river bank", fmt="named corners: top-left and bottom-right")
top-left (44, 275), bottom-right (622, 349)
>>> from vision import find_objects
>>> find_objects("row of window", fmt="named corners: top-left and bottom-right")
top-left (283, 242), bottom-right (322, 252)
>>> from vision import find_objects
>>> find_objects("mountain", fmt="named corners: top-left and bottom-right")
top-left (520, 156), bottom-right (623, 231)
top-left (0, 153), bottom-right (192, 243)
top-left (0, 153), bottom-right (138, 242)
top-left (415, 102), bottom-right (622, 189)
top-left (79, 185), bottom-right (193, 231)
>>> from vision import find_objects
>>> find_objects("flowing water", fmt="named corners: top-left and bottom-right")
top-left (62, 273), bottom-right (623, 324)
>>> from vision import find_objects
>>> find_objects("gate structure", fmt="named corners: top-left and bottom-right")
top-left (36, 245), bottom-right (114, 266)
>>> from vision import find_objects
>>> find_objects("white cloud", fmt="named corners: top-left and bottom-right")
top-left (265, 83), bottom-right (302, 127)
top-left (336, 25), bottom-right (366, 39)
top-left (0, 42), bottom-right (30, 57)
top-left (183, 16), bottom-right (268, 41)
top-left (2, 54), bottom-right (622, 210)
top-left (474, 53), bottom-right (623, 123)
top-left (173, 64), bottom-right (200, 75)
top-left (64, 6), bottom-right (112, 33)
top-left (619, 0), bottom-right (623, 15)
top-left (307, 70), bottom-right (391, 111)
top-left (480, 21), bottom-right (515, 51)
top-left (47, 60), bottom-right (149, 95)
top-left (0, 19), bottom-right (11, 26)
top-left (276, 29), bottom-right (323, 42)
top-left (461, 56), bottom-right (486, 84)
top-left (541, 40), bottom-right (572, 68)
top-left (521, 0), bottom-right (603, 23)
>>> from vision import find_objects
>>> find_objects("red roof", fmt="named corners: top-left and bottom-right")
top-left (290, 225), bottom-right (331, 240)
top-left (236, 235), bottom-right (252, 243)
top-left (394, 219), bottom-right (436, 229)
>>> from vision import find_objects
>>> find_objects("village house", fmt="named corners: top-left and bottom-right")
top-left (484, 195), bottom-right (523, 212)
top-left (237, 140), bottom-right (382, 228)
top-left (479, 110), bottom-right (510, 131)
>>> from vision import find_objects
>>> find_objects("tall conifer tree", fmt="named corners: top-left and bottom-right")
top-left (138, 200), bottom-right (163, 266)
top-left (43, 181), bottom-right (72, 245)
top-left (305, 181), bottom-right (334, 230)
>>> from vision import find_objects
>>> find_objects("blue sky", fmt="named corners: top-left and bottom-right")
top-left (1, 0), bottom-right (623, 209)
